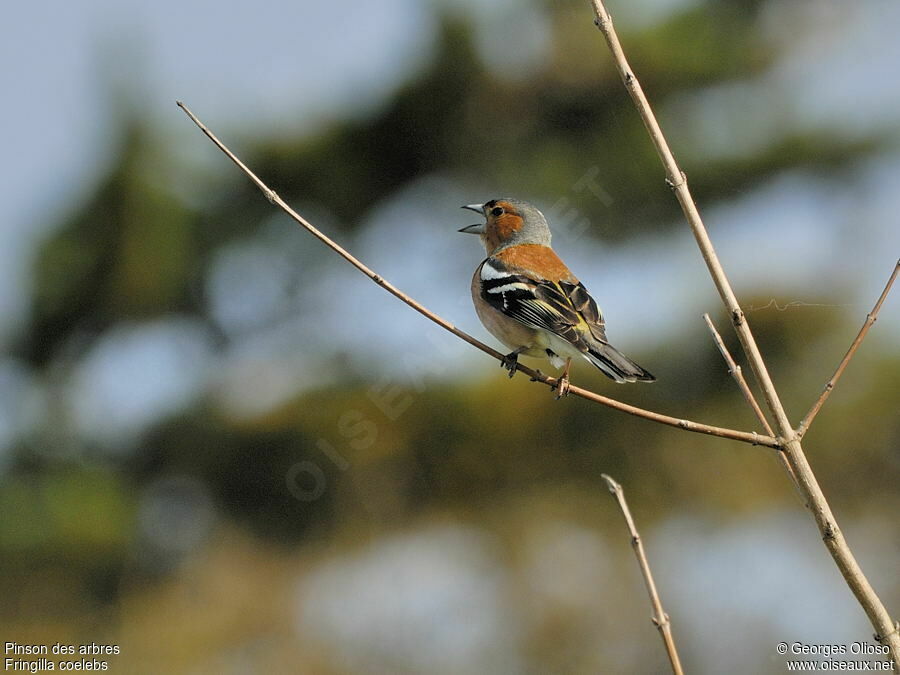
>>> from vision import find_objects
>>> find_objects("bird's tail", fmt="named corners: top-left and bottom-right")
top-left (584, 342), bottom-right (655, 384)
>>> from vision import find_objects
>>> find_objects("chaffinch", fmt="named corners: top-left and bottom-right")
top-left (460, 198), bottom-right (654, 397)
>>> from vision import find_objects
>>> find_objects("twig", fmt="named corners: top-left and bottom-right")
top-left (602, 474), bottom-right (684, 675)
top-left (176, 100), bottom-right (779, 450)
top-left (702, 313), bottom-right (774, 437)
top-left (589, 2), bottom-right (900, 665)
top-left (704, 313), bottom-right (803, 496)
top-left (797, 260), bottom-right (900, 438)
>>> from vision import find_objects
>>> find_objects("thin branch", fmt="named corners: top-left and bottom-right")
top-left (703, 313), bottom-right (774, 437)
top-left (704, 313), bottom-right (802, 494)
top-left (176, 100), bottom-right (779, 450)
top-left (602, 474), bottom-right (684, 675)
top-left (589, 2), bottom-right (900, 664)
top-left (797, 259), bottom-right (900, 438)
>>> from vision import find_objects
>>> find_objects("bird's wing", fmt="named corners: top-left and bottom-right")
top-left (557, 280), bottom-right (608, 343)
top-left (479, 257), bottom-right (608, 349)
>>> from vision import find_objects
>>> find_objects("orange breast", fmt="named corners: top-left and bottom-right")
top-left (495, 244), bottom-right (577, 283)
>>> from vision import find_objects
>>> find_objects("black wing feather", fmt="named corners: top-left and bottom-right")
top-left (480, 258), bottom-right (601, 349)
top-left (479, 257), bottom-right (654, 382)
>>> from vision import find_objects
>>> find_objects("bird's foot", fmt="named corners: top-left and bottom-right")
top-left (552, 373), bottom-right (571, 399)
top-left (500, 351), bottom-right (520, 378)
top-left (552, 357), bottom-right (573, 399)
top-left (529, 369), bottom-right (545, 382)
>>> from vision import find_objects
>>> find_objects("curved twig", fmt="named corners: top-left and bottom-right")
top-left (176, 100), bottom-right (779, 450)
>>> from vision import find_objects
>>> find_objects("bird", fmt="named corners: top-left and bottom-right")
top-left (460, 198), bottom-right (654, 397)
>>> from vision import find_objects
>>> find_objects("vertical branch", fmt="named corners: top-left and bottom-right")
top-left (588, 1), bottom-right (900, 665)
top-left (588, 1), bottom-right (783, 425)
top-left (602, 475), bottom-right (684, 675)
top-left (797, 259), bottom-right (900, 438)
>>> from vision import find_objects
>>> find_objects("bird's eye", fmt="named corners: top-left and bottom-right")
top-left (490, 206), bottom-right (504, 217)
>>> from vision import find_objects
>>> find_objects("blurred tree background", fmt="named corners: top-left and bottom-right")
top-left (1, 1), bottom-right (898, 673)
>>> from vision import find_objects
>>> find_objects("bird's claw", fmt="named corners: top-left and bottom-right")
top-left (500, 351), bottom-right (519, 378)
top-left (529, 369), bottom-right (545, 382)
top-left (553, 374), bottom-right (571, 399)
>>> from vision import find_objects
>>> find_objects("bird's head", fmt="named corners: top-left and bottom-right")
top-left (459, 198), bottom-right (551, 254)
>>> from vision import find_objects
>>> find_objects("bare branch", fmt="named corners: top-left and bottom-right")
top-left (602, 474), bottom-right (684, 675)
top-left (588, 2), bottom-right (900, 663)
top-left (704, 314), bottom-right (803, 495)
top-left (702, 313), bottom-right (774, 436)
top-left (176, 100), bottom-right (778, 450)
top-left (797, 260), bottom-right (900, 438)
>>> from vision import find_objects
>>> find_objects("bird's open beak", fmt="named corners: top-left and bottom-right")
top-left (459, 203), bottom-right (486, 234)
